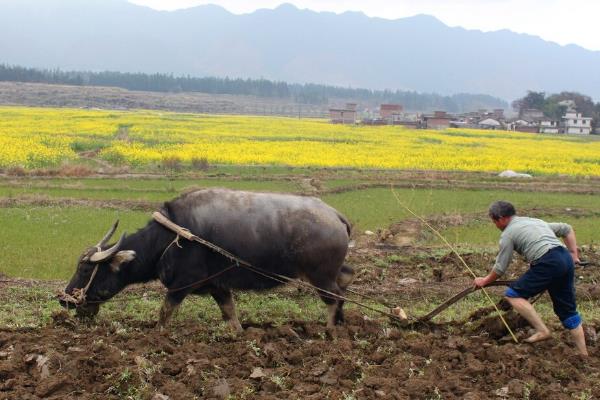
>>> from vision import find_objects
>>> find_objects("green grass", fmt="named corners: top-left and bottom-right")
top-left (2, 184), bottom-right (600, 279)
top-left (323, 187), bottom-right (600, 231)
top-left (0, 285), bottom-right (328, 329)
top-left (0, 207), bottom-right (150, 279)
top-left (430, 215), bottom-right (600, 246)
top-left (3, 283), bottom-right (599, 332)
top-left (322, 178), bottom-right (362, 189)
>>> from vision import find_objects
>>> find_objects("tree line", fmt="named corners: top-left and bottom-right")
top-left (0, 64), bottom-right (506, 113)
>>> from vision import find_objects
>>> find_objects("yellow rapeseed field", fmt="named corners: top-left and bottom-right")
top-left (1, 106), bottom-right (600, 175)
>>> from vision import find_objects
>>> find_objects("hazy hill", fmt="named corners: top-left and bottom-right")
top-left (1, 0), bottom-right (599, 101)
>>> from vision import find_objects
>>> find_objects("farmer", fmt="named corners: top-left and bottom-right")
top-left (473, 200), bottom-right (588, 356)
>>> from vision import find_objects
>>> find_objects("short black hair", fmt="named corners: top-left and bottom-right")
top-left (488, 201), bottom-right (516, 220)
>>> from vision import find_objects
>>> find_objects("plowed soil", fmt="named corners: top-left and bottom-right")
top-left (1, 238), bottom-right (599, 399)
top-left (1, 313), bottom-right (598, 400)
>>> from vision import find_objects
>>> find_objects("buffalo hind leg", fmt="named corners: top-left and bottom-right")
top-left (314, 282), bottom-right (344, 329)
top-left (158, 292), bottom-right (186, 328)
top-left (334, 264), bottom-right (355, 324)
top-left (211, 289), bottom-right (243, 333)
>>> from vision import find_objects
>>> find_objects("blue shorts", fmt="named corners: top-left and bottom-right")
top-left (505, 246), bottom-right (581, 329)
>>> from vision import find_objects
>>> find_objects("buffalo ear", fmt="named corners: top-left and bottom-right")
top-left (109, 250), bottom-right (136, 273)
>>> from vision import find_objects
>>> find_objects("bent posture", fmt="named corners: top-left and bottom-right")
top-left (474, 201), bottom-right (588, 356)
top-left (60, 189), bottom-right (354, 331)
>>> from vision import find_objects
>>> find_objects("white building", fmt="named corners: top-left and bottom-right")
top-left (561, 112), bottom-right (592, 135)
top-left (539, 119), bottom-right (560, 134)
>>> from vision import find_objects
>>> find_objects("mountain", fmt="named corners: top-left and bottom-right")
top-left (0, 0), bottom-right (599, 101)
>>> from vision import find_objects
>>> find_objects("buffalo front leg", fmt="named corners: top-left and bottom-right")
top-left (211, 289), bottom-right (243, 333)
top-left (158, 293), bottom-right (184, 329)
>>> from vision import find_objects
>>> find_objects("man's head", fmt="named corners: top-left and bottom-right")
top-left (488, 201), bottom-right (516, 230)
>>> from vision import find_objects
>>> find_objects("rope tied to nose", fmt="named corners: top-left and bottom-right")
top-left (57, 244), bottom-right (103, 306)
top-left (57, 264), bottom-right (99, 306)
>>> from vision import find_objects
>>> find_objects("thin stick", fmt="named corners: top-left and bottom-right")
top-left (391, 187), bottom-right (519, 343)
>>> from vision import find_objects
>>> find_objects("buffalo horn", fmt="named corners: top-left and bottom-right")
top-left (90, 232), bottom-right (126, 262)
top-left (95, 220), bottom-right (119, 248)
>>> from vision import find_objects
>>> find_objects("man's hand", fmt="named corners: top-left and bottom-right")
top-left (473, 277), bottom-right (488, 288)
top-left (570, 251), bottom-right (581, 265)
top-left (473, 271), bottom-right (499, 288)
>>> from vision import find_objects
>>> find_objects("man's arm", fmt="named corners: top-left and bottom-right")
top-left (563, 229), bottom-right (580, 264)
top-left (549, 222), bottom-right (579, 263)
top-left (473, 234), bottom-right (513, 288)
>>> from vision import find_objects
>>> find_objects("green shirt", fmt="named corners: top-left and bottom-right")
top-left (493, 216), bottom-right (572, 276)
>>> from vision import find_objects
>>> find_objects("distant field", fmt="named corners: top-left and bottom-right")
top-left (3, 106), bottom-right (600, 175)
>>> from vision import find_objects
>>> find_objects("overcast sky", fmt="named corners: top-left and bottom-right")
top-left (129, 0), bottom-right (600, 52)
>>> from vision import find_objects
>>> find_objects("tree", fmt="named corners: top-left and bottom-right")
top-left (511, 91), bottom-right (545, 113)
top-left (0, 63), bottom-right (508, 112)
top-left (546, 92), bottom-right (595, 117)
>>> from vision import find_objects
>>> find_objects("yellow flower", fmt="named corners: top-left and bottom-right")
top-left (1, 106), bottom-right (599, 175)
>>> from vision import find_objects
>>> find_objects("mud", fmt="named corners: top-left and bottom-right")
top-left (0, 309), bottom-right (598, 400)
top-left (0, 195), bottom-right (160, 211)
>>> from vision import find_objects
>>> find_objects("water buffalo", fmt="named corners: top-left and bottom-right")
top-left (60, 188), bottom-right (354, 331)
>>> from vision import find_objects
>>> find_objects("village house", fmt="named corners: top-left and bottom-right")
top-left (379, 104), bottom-right (403, 124)
top-left (329, 103), bottom-right (357, 124)
top-left (451, 108), bottom-right (507, 129)
top-left (423, 111), bottom-right (453, 130)
top-left (514, 125), bottom-right (539, 133)
top-left (561, 111), bottom-right (592, 134)
top-left (508, 118), bottom-right (538, 133)
top-left (491, 109), bottom-right (505, 120)
top-left (395, 113), bottom-right (422, 128)
top-left (539, 118), bottom-right (560, 134)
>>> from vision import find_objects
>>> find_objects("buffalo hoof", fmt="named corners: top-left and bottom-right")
top-left (157, 325), bottom-right (168, 335)
top-left (334, 310), bottom-right (345, 325)
top-left (228, 320), bottom-right (244, 334)
top-left (75, 304), bottom-right (99, 320)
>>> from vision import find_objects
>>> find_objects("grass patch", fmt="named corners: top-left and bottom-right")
top-left (323, 187), bottom-right (600, 232)
top-left (69, 139), bottom-right (110, 153)
top-left (2, 186), bottom-right (599, 279)
top-left (0, 285), bottom-right (327, 329)
top-left (429, 215), bottom-right (600, 246)
top-left (0, 207), bottom-right (150, 279)
top-left (3, 282), bottom-right (599, 331)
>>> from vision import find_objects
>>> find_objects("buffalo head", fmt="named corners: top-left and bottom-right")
top-left (60, 220), bottom-right (136, 318)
